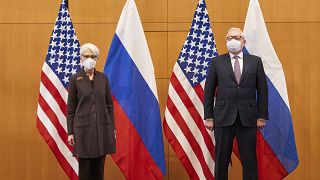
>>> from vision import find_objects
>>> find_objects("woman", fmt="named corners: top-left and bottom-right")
top-left (67, 43), bottom-right (116, 180)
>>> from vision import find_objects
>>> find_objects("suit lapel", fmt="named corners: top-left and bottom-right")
top-left (222, 54), bottom-right (238, 84)
top-left (239, 54), bottom-right (249, 85)
top-left (93, 72), bottom-right (101, 93)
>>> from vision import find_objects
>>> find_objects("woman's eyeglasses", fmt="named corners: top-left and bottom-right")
top-left (82, 55), bottom-right (98, 59)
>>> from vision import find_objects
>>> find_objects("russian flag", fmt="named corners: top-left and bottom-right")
top-left (243, 0), bottom-right (299, 179)
top-left (103, 0), bottom-right (166, 179)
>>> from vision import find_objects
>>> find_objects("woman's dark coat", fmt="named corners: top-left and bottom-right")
top-left (67, 69), bottom-right (116, 158)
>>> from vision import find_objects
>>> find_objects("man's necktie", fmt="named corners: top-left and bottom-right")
top-left (234, 56), bottom-right (241, 84)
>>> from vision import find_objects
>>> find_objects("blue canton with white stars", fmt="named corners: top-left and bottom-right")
top-left (45, 0), bottom-right (81, 88)
top-left (177, 0), bottom-right (218, 87)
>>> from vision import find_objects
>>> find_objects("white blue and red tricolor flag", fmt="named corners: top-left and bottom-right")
top-left (104, 0), bottom-right (166, 179)
top-left (242, 0), bottom-right (299, 179)
top-left (163, 0), bottom-right (218, 179)
top-left (36, 0), bottom-right (80, 179)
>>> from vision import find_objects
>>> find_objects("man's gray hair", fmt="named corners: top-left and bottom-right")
top-left (80, 43), bottom-right (99, 57)
top-left (226, 27), bottom-right (246, 40)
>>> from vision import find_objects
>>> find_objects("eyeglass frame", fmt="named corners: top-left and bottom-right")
top-left (226, 35), bottom-right (244, 41)
top-left (81, 55), bottom-right (98, 59)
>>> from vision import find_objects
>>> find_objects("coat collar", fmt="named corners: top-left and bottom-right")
top-left (222, 54), bottom-right (237, 84)
top-left (222, 52), bottom-right (250, 85)
top-left (229, 51), bottom-right (244, 59)
top-left (239, 53), bottom-right (249, 85)
top-left (77, 68), bottom-right (102, 92)
top-left (79, 68), bottom-right (97, 76)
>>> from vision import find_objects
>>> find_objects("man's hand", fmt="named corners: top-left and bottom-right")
top-left (205, 119), bottom-right (214, 131)
top-left (257, 118), bottom-right (266, 129)
top-left (68, 135), bottom-right (75, 146)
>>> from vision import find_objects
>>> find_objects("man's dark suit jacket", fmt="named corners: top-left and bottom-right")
top-left (67, 69), bottom-right (116, 158)
top-left (204, 53), bottom-right (268, 127)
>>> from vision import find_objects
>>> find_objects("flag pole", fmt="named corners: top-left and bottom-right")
top-left (65, 0), bottom-right (69, 9)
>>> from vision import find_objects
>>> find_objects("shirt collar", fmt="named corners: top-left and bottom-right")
top-left (229, 51), bottom-right (243, 59)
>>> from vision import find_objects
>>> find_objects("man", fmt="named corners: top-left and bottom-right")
top-left (204, 28), bottom-right (268, 180)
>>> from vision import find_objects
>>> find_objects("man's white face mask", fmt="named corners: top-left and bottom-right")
top-left (226, 39), bottom-right (242, 53)
top-left (82, 58), bottom-right (96, 71)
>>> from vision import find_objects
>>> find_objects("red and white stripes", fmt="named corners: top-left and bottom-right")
top-left (164, 63), bottom-right (215, 180)
top-left (36, 62), bottom-right (78, 179)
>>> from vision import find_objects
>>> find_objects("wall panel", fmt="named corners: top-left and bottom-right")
top-left (0, 0), bottom-right (168, 23)
top-left (0, 0), bottom-right (60, 23)
top-left (168, 0), bottom-right (320, 23)
top-left (0, 23), bottom-right (68, 180)
top-left (70, 0), bottom-right (167, 23)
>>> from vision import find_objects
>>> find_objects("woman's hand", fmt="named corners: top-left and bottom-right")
top-left (68, 135), bottom-right (75, 146)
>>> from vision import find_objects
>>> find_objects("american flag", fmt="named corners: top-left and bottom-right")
top-left (163, 0), bottom-right (218, 179)
top-left (36, 0), bottom-right (80, 179)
